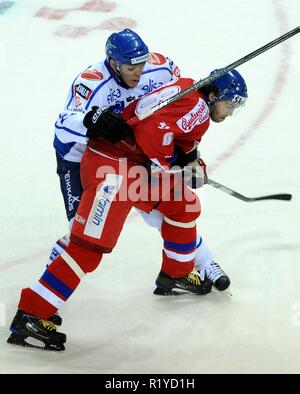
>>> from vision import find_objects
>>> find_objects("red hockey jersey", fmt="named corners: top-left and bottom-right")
top-left (88, 78), bottom-right (210, 169)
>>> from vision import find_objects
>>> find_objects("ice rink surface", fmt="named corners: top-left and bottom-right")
top-left (0, 0), bottom-right (300, 374)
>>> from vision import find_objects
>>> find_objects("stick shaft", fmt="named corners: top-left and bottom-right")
top-left (128, 26), bottom-right (300, 126)
top-left (207, 178), bottom-right (292, 202)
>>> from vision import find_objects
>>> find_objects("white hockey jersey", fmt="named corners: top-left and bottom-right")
top-left (53, 53), bottom-right (181, 162)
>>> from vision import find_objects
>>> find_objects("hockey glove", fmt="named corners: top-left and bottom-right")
top-left (83, 106), bottom-right (133, 143)
top-left (173, 145), bottom-right (198, 167)
top-left (184, 158), bottom-right (208, 189)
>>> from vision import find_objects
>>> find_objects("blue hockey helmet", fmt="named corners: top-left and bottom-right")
top-left (210, 69), bottom-right (248, 107)
top-left (105, 28), bottom-right (150, 65)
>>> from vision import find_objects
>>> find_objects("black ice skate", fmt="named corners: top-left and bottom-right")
top-left (7, 310), bottom-right (66, 351)
top-left (153, 270), bottom-right (212, 296)
top-left (49, 313), bottom-right (62, 326)
top-left (198, 260), bottom-right (231, 291)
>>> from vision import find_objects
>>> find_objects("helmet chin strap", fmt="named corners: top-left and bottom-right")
top-left (115, 61), bottom-right (121, 73)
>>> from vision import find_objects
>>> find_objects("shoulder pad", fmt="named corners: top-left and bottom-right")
top-left (80, 69), bottom-right (104, 81)
top-left (147, 53), bottom-right (167, 65)
top-left (73, 65), bottom-right (108, 103)
top-left (69, 64), bottom-right (107, 111)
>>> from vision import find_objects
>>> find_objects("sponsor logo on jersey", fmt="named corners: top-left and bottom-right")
top-left (107, 88), bottom-right (122, 104)
top-left (176, 99), bottom-right (209, 133)
top-left (64, 171), bottom-right (81, 212)
top-left (148, 52), bottom-right (166, 65)
top-left (75, 83), bottom-right (93, 100)
top-left (69, 107), bottom-right (85, 114)
top-left (81, 69), bottom-right (104, 81)
top-left (83, 174), bottom-right (123, 239)
top-left (141, 79), bottom-right (164, 94)
top-left (126, 96), bottom-right (136, 103)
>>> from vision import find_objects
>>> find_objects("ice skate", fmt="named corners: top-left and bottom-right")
top-left (7, 310), bottom-right (66, 351)
top-left (48, 313), bottom-right (62, 326)
top-left (198, 260), bottom-right (230, 291)
top-left (153, 270), bottom-right (212, 296)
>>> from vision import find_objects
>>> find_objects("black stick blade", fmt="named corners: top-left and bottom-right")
top-left (251, 194), bottom-right (292, 202)
top-left (207, 178), bottom-right (292, 203)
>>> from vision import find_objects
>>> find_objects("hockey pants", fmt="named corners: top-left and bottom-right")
top-left (18, 149), bottom-right (201, 319)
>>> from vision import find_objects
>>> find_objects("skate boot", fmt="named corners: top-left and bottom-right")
top-left (198, 260), bottom-right (230, 291)
top-left (49, 313), bottom-right (62, 326)
top-left (154, 270), bottom-right (212, 296)
top-left (7, 310), bottom-right (66, 351)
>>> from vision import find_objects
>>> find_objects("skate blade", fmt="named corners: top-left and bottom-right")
top-left (153, 287), bottom-right (210, 296)
top-left (7, 333), bottom-right (65, 351)
top-left (153, 287), bottom-right (186, 296)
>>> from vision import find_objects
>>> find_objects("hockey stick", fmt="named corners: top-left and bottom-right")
top-left (128, 26), bottom-right (300, 125)
top-left (207, 178), bottom-right (292, 202)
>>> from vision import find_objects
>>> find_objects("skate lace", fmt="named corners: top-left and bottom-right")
top-left (186, 272), bottom-right (201, 286)
top-left (203, 261), bottom-right (224, 282)
top-left (39, 319), bottom-right (57, 331)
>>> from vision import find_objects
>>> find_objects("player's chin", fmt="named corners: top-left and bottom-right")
top-left (127, 80), bottom-right (139, 88)
top-left (211, 116), bottom-right (225, 123)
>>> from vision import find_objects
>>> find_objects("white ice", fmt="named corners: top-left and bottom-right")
top-left (0, 0), bottom-right (300, 374)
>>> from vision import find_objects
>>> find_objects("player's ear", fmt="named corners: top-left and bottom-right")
top-left (109, 58), bottom-right (117, 71)
top-left (208, 92), bottom-right (217, 103)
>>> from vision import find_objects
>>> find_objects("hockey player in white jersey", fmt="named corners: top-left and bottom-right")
top-left (50, 29), bottom-right (229, 306)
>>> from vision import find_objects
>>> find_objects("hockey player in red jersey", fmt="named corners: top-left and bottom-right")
top-left (7, 70), bottom-right (248, 351)
top-left (48, 29), bottom-right (232, 329)
top-left (50, 28), bottom-right (230, 305)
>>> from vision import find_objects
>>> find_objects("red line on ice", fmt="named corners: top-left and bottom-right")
top-left (209, 0), bottom-right (291, 173)
top-left (0, 0), bottom-right (292, 271)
